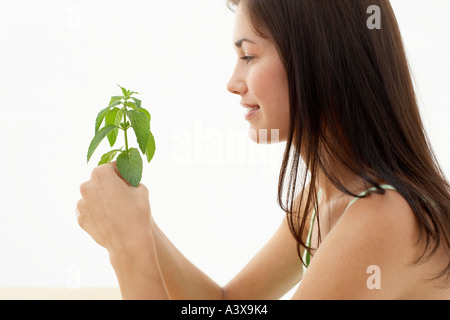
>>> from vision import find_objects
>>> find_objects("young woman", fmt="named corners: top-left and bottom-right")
top-left (76, 0), bottom-right (450, 299)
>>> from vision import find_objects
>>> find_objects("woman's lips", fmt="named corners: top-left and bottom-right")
top-left (240, 102), bottom-right (260, 109)
top-left (244, 106), bottom-right (260, 121)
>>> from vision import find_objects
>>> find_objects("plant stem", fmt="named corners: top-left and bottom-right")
top-left (123, 101), bottom-right (129, 153)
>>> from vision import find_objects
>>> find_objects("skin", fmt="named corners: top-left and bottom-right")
top-left (227, 6), bottom-right (290, 145)
top-left (76, 4), bottom-right (450, 300)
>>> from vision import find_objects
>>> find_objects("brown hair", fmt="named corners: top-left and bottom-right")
top-left (227, 0), bottom-right (450, 284)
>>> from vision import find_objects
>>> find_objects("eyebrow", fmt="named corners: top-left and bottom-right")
top-left (234, 38), bottom-right (256, 48)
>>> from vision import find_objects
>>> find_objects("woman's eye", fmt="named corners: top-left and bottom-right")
top-left (240, 56), bottom-right (255, 64)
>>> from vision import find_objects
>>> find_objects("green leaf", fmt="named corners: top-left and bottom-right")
top-left (95, 107), bottom-right (110, 134)
top-left (98, 149), bottom-right (122, 165)
top-left (117, 84), bottom-right (129, 98)
top-left (117, 148), bottom-right (143, 187)
top-left (139, 107), bottom-right (151, 124)
top-left (125, 101), bottom-right (137, 110)
top-left (94, 100), bottom-right (121, 134)
top-left (87, 124), bottom-right (118, 163)
top-left (108, 100), bottom-right (122, 110)
top-left (126, 110), bottom-right (150, 154)
top-left (105, 108), bottom-right (124, 147)
top-left (145, 130), bottom-right (156, 163)
top-left (131, 97), bottom-right (142, 109)
top-left (109, 96), bottom-right (124, 106)
top-left (119, 121), bottom-right (130, 130)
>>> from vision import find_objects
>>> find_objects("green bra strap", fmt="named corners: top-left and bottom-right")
top-left (344, 184), bottom-right (396, 213)
top-left (302, 189), bottom-right (322, 270)
top-left (303, 185), bottom-right (395, 273)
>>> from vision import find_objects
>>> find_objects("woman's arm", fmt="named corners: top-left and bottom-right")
top-left (108, 239), bottom-right (170, 300)
top-left (223, 214), bottom-right (305, 300)
top-left (151, 218), bottom-right (224, 299)
top-left (152, 213), bottom-right (305, 300)
top-left (77, 163), bottom-right (307, 300)
top-left (151, 184), bottom-right (311, 300)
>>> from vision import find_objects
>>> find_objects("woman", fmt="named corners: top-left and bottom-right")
top-left (76, 0), bottom-right (450, 299)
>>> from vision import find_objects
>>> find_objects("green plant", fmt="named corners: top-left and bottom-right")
top-left (87, 85), bottom-right (156, 187)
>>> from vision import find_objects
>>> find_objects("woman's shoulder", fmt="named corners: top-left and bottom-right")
top-left (340, 188), bottom-right (425, 269)
top-left (343, 187), bottom-right (418, 232)
top-left (326, 186), bottom-right (419, 251)
top-left (294, 188), bottom-right (429, 299)
top-left (340, 189), bottom-right (450, 298)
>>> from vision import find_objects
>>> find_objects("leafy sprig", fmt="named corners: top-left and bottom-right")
top-left (87, 85), bottom-right (156, 187)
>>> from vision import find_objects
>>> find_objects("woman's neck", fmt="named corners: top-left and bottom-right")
top-left (314, 163), bottom-right (385, 203)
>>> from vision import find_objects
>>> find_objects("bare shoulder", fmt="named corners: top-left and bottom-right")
top-left (292, 189), bottom-right (435, 299)
top-left (342, 189), bottom-right (420, 243)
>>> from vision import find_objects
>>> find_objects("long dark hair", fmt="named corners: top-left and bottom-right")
top-left (227, 0), bottom-right (450, 284)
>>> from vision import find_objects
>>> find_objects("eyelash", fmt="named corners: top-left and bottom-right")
top-left (240, 56), bottom-right (255, 64)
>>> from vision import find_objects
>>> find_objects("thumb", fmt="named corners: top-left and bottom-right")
top-left (107, 161), bottom-right (132, 187)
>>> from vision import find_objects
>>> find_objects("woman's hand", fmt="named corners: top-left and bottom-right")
top-left (77, 163), bottom-right (170, 299)
top-left (76, 161), bottom-right (153, 254)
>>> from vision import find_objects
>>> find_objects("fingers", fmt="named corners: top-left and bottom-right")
top-left (89, 163), bottom-right (131, 187)
top-left (107, 161), bottom-right (133, 187)
top-left (108, 161), bottom-right (119, 174)
top-left (136, 183), bottom-right (150, 200)
top-left (86, 162), bottom-right (140, 193)
top-left (76, 198), bottom-right (86, 229)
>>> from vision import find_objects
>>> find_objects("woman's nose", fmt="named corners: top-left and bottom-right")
top-left (227, 69), bottom-right (247, 96)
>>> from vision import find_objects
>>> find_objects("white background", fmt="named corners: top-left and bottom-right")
top-left (0, 0), bottom-right (448, 299)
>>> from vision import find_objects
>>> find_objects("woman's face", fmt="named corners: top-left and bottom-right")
top-left (227, 4), bottom-right (290, 144)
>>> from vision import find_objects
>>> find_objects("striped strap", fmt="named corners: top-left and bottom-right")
top-left (344, 184), bottom-right (396, 213)
top-left (302, 185), bottom-right (396, 272)
top-left (302, 189), bottom-right (322, 271)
